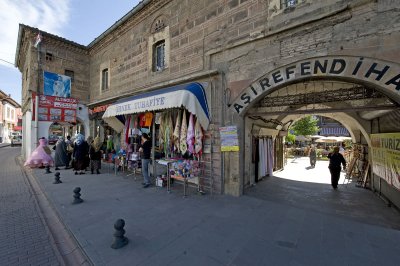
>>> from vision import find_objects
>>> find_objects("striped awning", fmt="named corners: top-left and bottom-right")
top-left (319, 127), bottom-right (350, 136)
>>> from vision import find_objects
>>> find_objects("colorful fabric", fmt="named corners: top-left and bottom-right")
top-left (24, 138), bottom-right (54, 168)
top-left (173, 110), bottom-right (181, 153)
top-left (144, 112), bottom-right (153, 127)
top-left (93, 136), bottom-right (102, 152)
top-left (187, 113), bottom-right (195, 154)
top-left (75, 133), bottom-right (85, 146)
top-left (158, 113), bottom-right (166, 150)
top-left (194, 118), bottom-right (203, 156)
top-left (180, 111), bottom-right (188, 154)
top-left (125, 115), bottom-right (131, 146)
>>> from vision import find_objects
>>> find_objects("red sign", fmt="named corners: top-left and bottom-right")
top-left (33, 92), bottom-right (78, 122)
top-left (89, 104), bottom-right (110, 114)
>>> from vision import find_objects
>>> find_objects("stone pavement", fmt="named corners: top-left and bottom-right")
top-left (0, 146), bottom-right (62, 266)
top-left (25, 155), bottom-right (400, 266)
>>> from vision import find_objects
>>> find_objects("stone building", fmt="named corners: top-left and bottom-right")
top-left (15, 0), bottom-right (400, 206)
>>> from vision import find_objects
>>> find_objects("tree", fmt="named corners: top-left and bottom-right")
top-left (290, 115), bottom-right (319, 136)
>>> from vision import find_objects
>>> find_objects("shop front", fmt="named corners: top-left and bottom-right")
top-left (102, 82), bottom-right (214, 194)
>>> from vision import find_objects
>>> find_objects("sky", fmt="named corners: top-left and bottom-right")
top-left (0, 0), bottom-right (141, 104)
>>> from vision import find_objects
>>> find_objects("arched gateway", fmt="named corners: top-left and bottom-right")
top-left (227, 56), bottom-right (400, 208)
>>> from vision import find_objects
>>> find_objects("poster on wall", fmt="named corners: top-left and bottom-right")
top-left (371, 133), bottom-right (400, 190)
top-left (32, 92), bottom-right (78, 123)
top-left (219, 126), bottom-right (239, 152)
top-left (43, 71), bottom-right (71, 98)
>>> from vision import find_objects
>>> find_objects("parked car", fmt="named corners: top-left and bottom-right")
top-left (11, 135), bottom-right (22, 147)
top-left (48, 135), bottom-right (59, 145)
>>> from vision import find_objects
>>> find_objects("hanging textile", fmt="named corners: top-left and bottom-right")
top-left (164, 112), bottom-right (174, 156)
top-left (158, 112), bottom-right (166, 150)
top-left (267, 138), bottom-right (274, 176)
top-left (180, 110), bottom-right (188, 154)
top-left (173, 110), bottom-right (181, 153)
top-left (124, 115), bottom-right (131, 147)
top-left (187, 113), bottom-right (195, 155)
top-left (194, 117), bottom-right (203, 156)
top-left (258, 138), bottom-right (265, 179)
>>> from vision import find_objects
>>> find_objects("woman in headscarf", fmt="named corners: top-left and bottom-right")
top-left (89, 136), bottom-right (102, 174)
top-left (72, 133), bottom-right (89, 175)
top-left (24, 137), bottom-right (54, 168)
top-left (54, 136), bottom-right (68, 170)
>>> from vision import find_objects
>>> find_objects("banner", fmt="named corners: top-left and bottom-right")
top-left (371, 133), bottom-right (400, 190)
top-left (43, 71), bottom-right (71, 98)
top-left (219, 126), bottom-right (239, 152)
top-left (33, 93), bottom-right (78, 123)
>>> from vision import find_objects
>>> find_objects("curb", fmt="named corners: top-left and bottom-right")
top-left (17, 156), bottom-right (93, 266)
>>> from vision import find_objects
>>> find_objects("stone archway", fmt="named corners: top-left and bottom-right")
top-left (231, 56), bottom-right (400, 115)
top-left (226, 56), bottom-right (400, 196)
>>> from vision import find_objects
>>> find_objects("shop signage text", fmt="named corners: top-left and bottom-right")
top-left (115, 96), bottom-right (166, 114)
top-left (232, 56), bottom-right (400, 115)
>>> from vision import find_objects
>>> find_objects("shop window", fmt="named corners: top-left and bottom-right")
top-left (101, 68), bottom-right (109, 91)
top-left (281, 0), bottom-right (297, 8)
top-left (65, 69), bottom-right (74, 82)
top-left (153, 40), bottom-right (165, 72)
top-left (46, 52), bottom-right (53, 61)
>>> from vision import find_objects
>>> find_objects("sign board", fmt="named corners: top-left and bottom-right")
top-left (371, 133), bottom-right (400, 190)
top-left (43, 71), bottom-right (71, 98)
top-left (219, 126), bottom-right (239, 152)
top-left (33, 92), bottom-right (78, 122)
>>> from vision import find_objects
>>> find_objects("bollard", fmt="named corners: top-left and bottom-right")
top-left (45, 165), bottom-right (52, 174)
top-left (53, 172), bottom-right (62, 184)
top-left (111, 219), bottom-right (129, 249)
top-left (72, 187), bottom-right (83, 204)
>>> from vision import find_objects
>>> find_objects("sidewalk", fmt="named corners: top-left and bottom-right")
top-left (0, 143), bottom-right (10, 148)
top-left (28, 157), bottom-right (400, 266)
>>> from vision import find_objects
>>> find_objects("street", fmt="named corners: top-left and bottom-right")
top-left (0, 146), bottom-right (61, 265)
top-left (1, 146), bottom-right (400, 265)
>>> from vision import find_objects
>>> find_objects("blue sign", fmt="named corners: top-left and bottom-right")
top-left (43, 71), bottom-right (71, 97)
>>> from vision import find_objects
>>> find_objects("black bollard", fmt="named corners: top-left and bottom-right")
top-left (53, 172), bottom-right (62, 184)
top-left (45, 165), bottom-right (52, 174)
top-left (72, 187), bottom-right (83, 204)
top-left (111, 219), bottom-right (129, 249)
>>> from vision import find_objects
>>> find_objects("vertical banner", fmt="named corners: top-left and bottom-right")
top-left (43, 71), bottom-right (71, 97)
top-left (371, 133), bottom-right (400, 190)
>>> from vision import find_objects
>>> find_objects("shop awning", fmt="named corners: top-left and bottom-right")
top-left (102, 82), bottom-right (210, 132)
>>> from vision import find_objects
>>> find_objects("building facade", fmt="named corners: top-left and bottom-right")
top-left (0, 90), bottom-right (21, 143)
top-left (15, 0), bottom-right (400, 206)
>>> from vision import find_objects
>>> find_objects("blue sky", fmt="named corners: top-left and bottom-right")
top-left (0, 0), bottom-right (141, 104)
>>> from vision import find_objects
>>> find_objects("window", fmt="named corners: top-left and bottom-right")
top-left (101, 68), bottom-right (109, 91)
top-left (65, 70), bottom-right (74, 82)
top-left (153, 40), bottom-right (165, 72)
top-left (25, 68), bottom-right (28, 81)
top-left (11, 110), bottom-right (14, 120)
top-left (281, 0), bottom-right (297, 9)
top-left (6, 107), bottom-right (10, 119)
top-left (46, 52), bottom-right (53, 61)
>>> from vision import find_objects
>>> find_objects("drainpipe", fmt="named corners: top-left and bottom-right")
top-left (35, 34), bottom-right (41, 145)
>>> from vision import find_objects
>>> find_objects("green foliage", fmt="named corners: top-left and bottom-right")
top-left (286, 132), bottom-right (296, 143)
top-left (290, 116), bottom-right (319, 136)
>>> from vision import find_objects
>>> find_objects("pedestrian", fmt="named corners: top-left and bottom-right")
top-left (24, 137), bottom-right (54, 168)
top-left (54, 136), bottom-right (68, 170)
top-left (328, 146), bottom-right (346, 189)
top-left (309, 144), bottom-right (317, 168)
top-left (89, 136), bottom-right (102, 174)
top-left (72, 133), bottom-right (89, 175)
top-left (139, 133), bottom-right (152, 188)
top-left (65, 135), bottom-right (73, 168)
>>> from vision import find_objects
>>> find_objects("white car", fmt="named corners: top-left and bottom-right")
top-left (11, 136), bottom-right (22, 147)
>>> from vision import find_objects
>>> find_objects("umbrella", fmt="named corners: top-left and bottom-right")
top-left (295, 135), bottom-right (310, 141)
top-left (309, 135), bottom-right (324, 139)
top-left (315, 136), bottom-right (340, 143)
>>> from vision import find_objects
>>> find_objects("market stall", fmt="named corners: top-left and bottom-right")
top-left (102, 82), bottom-right (212, 193)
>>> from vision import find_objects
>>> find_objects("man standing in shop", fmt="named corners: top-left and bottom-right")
top-left (328, 146), bottom-right (346, 189)
top-left (139, 133), bottom-right (152, 188)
